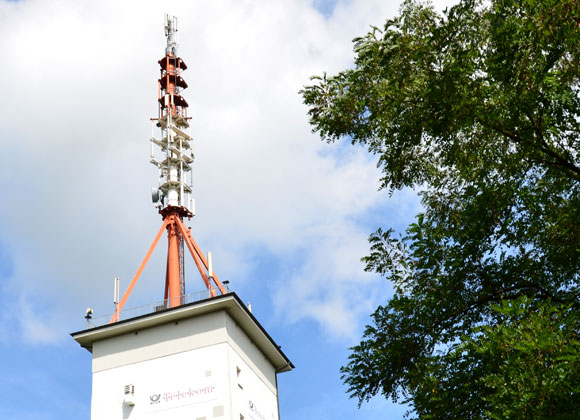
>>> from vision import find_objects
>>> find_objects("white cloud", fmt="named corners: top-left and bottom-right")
top-left (0, 0), bottom-right (428, 343)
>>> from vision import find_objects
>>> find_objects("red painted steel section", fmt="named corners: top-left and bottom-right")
top-left (174, 217), bottom-right (214, 296)
top-left (165, 215), bottom-right (182, 308)
top-left (109, 219), bottom-right (169, 323)
top-left (175, 217), bottom-right (227, 295)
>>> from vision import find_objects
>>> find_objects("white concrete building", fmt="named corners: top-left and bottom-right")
top-left (72, 293), bottom-right (293, 420)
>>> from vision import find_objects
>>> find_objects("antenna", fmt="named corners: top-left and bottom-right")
top-left (164, 14), bottom-right (178, 55)
top-left (208, 251), bottom-right (214, 285)
top-left (113, 277), bottom-right (120, 305)
top-left (108, 15), bottom-right (227, 324)
top-left (151, 13), bottom-right (192, 214)
top-left (113, 277), bottom-right (120, 322)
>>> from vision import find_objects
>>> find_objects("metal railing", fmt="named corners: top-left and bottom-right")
top-left (85, 288), bottom-right (226, 329)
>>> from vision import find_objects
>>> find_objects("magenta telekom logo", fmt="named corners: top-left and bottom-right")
top-left (150, 385), bottom-right (215, 405)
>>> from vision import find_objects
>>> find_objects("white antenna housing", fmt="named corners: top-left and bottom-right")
top-left (208, 251), bottom-right (214, 279)
top-left (113, 277), bottom-right (120, 305)
top-left (164, 14), bottom-right (178, 55)
top-left (151, 114), bottom-right (194, 211)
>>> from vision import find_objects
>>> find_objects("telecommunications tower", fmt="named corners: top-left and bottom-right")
top-left (72, 15), bottom-right (292, 420)
top-left (109, 15), bottom-right (227, 323)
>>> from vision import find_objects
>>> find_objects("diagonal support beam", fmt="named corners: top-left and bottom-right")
top-left (109, 218), bottom-right (169, 323)
top-left (174, 217), bottom-right (227, 295)
top-left (172, 215), bottom-right (214, 296)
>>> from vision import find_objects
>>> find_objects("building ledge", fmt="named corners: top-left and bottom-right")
top-left (71, 292), bottom-right (293, 373)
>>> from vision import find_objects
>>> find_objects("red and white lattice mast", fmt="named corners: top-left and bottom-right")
top-left (110, 15), bottom-right (226, 323)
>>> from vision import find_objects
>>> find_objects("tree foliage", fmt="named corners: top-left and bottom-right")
top-left (301, 0), bottom-right (580, 417)
top-left (415, 298), bottom-right (580, 419)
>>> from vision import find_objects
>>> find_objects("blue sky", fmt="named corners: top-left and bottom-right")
top-left (0, 0), bottom-right (455, 419)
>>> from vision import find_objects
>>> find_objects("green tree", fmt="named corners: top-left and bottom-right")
top-left (413, 298), bottom-right (580, 419)
top-left (301, 0), bottom-right (580, 417)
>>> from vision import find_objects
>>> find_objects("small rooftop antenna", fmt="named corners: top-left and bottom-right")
top-left (113, 277), bottom-right (120, 321)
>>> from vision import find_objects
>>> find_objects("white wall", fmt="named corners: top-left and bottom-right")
top-left (227, 346), bottom-right (279, 420)
top-left (92, 342), bottom-right (231, 420)
top-left (92, 311), bottom-right (227, 372)
top-left (89, 308), bottom-right (282, 420)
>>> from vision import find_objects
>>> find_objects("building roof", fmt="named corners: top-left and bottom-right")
top-left (71, 292), bottom-right (294, 373)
